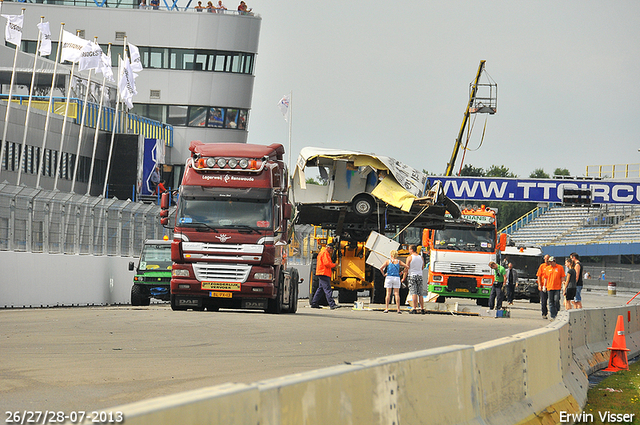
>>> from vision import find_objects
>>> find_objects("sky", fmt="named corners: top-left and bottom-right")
top-left (241, 0), bottom-right (640, 178)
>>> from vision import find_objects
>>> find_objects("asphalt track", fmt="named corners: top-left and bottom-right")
top-left (1, 290), bottom-right (636, 413)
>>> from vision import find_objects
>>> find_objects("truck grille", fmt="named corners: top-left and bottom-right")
top-left (141, 276), bottom-right (171, 283)
top-left (182, 242), bottom-right (263, 255)
top-left (446, 262), bottom-right (477, 274)
top-left (192, 263), bottom-right (252, 283)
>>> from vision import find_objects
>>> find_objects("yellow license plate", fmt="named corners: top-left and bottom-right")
top-left (202, 281), bottom-right (241, 291)
top-left (210, 291), bottom-right (232, 298)
top-left (455, 288), bottom-right (469, 292)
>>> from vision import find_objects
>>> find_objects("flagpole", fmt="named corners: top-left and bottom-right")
top-left (36, 22), bottom-right (64, 188)
top-left (288, 90), bottom-right (292, 172)
top-left (103, 54), bottom-right (122, 198)
top-left (54, 29), bottom-right (82, 190)
top-left (71, 36), bottom-right (98, 193)
top-left (0, 8), bottom-right (25, 172)
top-left (17, 16), bottom-right (44, 185)
top-left (87, 43), bottom-right (111, 195)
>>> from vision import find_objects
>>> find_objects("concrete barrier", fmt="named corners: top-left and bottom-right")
top-left (70, 304), bottom-right (640, 425)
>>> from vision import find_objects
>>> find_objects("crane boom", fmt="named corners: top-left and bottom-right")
top-left (444, 60), bottom-right (486, 177)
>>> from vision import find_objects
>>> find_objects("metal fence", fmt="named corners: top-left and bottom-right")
top-left (0, 182), bottom-right (168, 257)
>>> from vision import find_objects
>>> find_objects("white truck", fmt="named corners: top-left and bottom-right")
top-left (499, 245), bottom-right (544, 303)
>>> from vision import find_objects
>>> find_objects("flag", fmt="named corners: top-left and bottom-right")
top-left (98, 52), bottom-right (114, 82)
top-left (118, 56), bottom-right (137, 109)
top-left (278, 94), bottom-right (290, 122)
top-left (128, 42), bottom-right (143, 73)
top-left (78, 41), bottom-right (103, 71)
top-left (60, 30), bottom-right (89, 63)
top-left (2, 14), bottom-right (23, 46)
top-left (37, 22), bottom-right (51, 56)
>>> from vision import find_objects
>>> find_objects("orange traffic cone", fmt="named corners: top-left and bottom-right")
top-left (603, 315), bottom-right (630, 372)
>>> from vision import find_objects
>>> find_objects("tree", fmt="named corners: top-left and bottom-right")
top-left (305, 177), bottom-right (325, 185)
top-left (554, 168), bottom-right (570, 176)
top-left (485, 165), bottom-right (517, 178)
top-left (529, 168), bottom-right (550, 179)
top-left (459, 164), bottom-right (484, 176)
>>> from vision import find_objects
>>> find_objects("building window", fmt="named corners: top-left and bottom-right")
top-left (208, 107), bottom-right (224, 128)
top-left (167, 105), bottom-right (188, 126)
top-left (188, 106), bottom-right (207, 127)
top-left (134, 104), bottom-right (248, 130)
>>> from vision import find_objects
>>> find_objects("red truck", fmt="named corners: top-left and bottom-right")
top-left (160, 142), bottom-right (299, 313)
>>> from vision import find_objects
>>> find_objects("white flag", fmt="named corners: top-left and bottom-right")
top-left (60, 30), bottom-right (89, 63)
top-left (2, 14), bottom-right (23, 46)
top-left (78, 41), bottom-right (103, 71)
top-left (278, 94), bottom-right (290, 122)
top-left (118, 56), bottom-right (137, 109)
top-left (37, 22), bottom-right (51, 56)
top-left (128, 42), bottom-right (143, 73)
top-left (98, 52), bottom-right (114, 82)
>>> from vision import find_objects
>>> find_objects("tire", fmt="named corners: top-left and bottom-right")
top-left (371, 268), bottom-right (386, 304)
top-left (287, 268), bottom-right (299, 314)
top-left (338, 288), bottom-right (358, 304)
top-left (476, 297), bottom-right (489, 307)
top-left (170, 294), bottom-right (187, 311)
top-left (131, 284), bottom-right (150, 306)
top-left (436, 296), bottom-right (446, 303)
top-left (266, 270), bottom-right (284, 314)
top-left (351, 193), bottom-right (376, 218)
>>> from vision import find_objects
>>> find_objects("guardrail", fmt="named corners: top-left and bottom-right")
top-left (87, 304), bottom-right (640, 424)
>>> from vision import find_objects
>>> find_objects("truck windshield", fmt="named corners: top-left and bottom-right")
top-left (177, 197), bottom-right (273, 230)
top-left (433, 226), bottom-right (496, 252)
top-left (502, 255), bottom-right (542, 279)
top-left (140, 244), bottom-right (172, 270)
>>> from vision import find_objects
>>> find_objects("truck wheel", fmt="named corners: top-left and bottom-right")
top-left (436, 296), bottom-right (446, 303)
top-left (371, 268), bottom-right (386, 304)
top-left (131, 284), bottom-right (150, 306)
top-left (288, 268), bottom-right (299, 314)
top-left (476, 298), bottom-right (489, 307)
top-left (170, 294), bottom-right (187, 311)
top-left (338, 288), bottom-right (358, 304)
top-left (267, 270), bottom-right (284, 314)
top-left (352, 193), bottom-right (375, 217)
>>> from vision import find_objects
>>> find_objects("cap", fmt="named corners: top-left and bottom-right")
top-left (549, 256), bottom-right (556, 262)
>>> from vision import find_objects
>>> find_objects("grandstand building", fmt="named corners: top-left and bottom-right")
top-left (0, 1), bottom-right (261, 195)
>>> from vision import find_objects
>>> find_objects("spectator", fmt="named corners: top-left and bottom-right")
top-left (150, 165), bottom-right (161, 194)
top-left (545, 257), bottom-right (565, 320)
top-left (206, 1), bottom-right (215, 11)
top-left (194, 1), bottom-right (204, 11)
top-left (563, 258), bottom-right (576, 310)
top-left (404, 245), bottom-right (425, 314)
top-left (505, 262), bottom-right (518, 305)
top-left (150, 0), bottom-right (159, 10)
top-left (600, 270), bottom-right (606, 280)
top-left (215, 0), bottom-right (227, 12)
top-left (138, 0), bottom-right (148, 9)
top-left (380, 250), bottom-right (407, 314)
top-left (237, 1), bottom-right (252, 14)
top-left (488, 261), bottom-right (506, 311)
top-left (571, 252), bottom-right (583, 309)
top-left (310, 243), bottom-right (340, 310)
top-left (537, 255), bottom-right (551, 319)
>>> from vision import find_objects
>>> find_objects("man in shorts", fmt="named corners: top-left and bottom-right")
top-left (570, 252), bottom-right (583, 309)
top-left (404, 245), bottom-right (425, 314)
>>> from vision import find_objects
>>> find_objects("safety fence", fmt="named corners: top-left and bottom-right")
top-left (85, 304), bottom-right (640, 425)
top-left (0, 182), bottom-right (166, 257)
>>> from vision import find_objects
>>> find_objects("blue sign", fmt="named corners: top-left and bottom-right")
top-left (434, 177), bottom-right (640, 205)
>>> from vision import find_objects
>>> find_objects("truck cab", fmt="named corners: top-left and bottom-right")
top-left (161, 142), bottom-right (299, 313)
top-left (128, 238), bottom-right (172, 306)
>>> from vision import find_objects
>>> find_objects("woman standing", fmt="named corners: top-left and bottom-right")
top-left (564, 259), bottom-right (577, 310)
top-left (380, 250), bottom-right (407, 314)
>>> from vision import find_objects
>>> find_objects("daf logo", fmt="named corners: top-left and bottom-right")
top-left (216, 234), bottom-right (231, 243)
top-left (224, 174), bottom-right (230, 183)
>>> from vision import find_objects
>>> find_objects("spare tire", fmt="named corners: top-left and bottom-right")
top-left (351, 193), bottom-right (376, 217)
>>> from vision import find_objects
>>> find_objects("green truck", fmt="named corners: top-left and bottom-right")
top-left (129, 239), bottom-right (172, 306)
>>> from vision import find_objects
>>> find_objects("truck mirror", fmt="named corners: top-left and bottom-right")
top-left (160, 217), bottom-right (169, 226)
top-left (160, 210), bottom-right (169, 218)
top-left (499, 233), bottom-right (507, 251)
top-left (422, 229), bottom-right (432, 247)
top-left (129, 261), bottom-right (135, 271)
top-left (283, 203), bottom-right (292, 220)
top-left (160, 192), bottom-right (170, 209)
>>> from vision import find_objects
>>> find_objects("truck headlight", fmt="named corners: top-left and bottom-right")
top-left (482, 278), bottom-right (492, 285)
top-left (254, 272), bottom-right (273, 280)
top-left (432, 275), bottom-right (443, 282)
top-left (172, 269), bottom-right (190, 277)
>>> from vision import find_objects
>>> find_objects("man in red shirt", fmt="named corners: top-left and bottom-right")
top-left (545, 256), bottom-right (565, 319)
top-left (310, 243), bottom-right (340, 309)
top-left (536, 255), bottom-right (550, 319)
